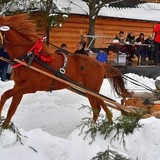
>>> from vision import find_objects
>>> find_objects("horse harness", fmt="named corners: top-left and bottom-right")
top-left (1, 36), bottom-right (68, 92)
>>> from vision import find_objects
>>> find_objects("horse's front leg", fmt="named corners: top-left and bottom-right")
top-left (0, 88), bottom-right (15, 117)
top-left (2, 92), bottom-right (23, 129)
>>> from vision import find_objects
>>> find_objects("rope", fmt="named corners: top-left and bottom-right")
top-left (123, 75), bottom-right (155, 93)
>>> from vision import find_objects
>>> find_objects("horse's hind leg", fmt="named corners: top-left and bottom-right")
top-left (87, 95), bottom-right (113, 123)
top-left (0, 88), bottom-right (15, 117)
top-left (2, 93), bottom-right (23, 129)
top-left (98, 99), bottom-right (113, 123)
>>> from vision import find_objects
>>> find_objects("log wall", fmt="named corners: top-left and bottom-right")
top-left (35, 14), bottom-right (156, 53)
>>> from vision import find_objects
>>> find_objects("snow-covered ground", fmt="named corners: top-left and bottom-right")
top-left (0, 73), bottom-right (159, 160)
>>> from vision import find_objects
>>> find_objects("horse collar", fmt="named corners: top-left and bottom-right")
top-left (59, 52), bottom-right (68, 75)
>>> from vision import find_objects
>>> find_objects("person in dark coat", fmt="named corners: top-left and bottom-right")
top-left (74, 40), bottom-right (88, 55)
top-left (55, 43), bottom-right (68, 55)
top-left (125, 32), bottom-right (136, 61)
top-left (135, 33), bottom-right (147, 61)
top-left (126, 32), bottom-right (135, 44)
top-left (0, 45), bottom-right (10, 81)
top-left (145, 35), bottom-right (154, 61)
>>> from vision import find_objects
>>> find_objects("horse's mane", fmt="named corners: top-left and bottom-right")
top-left (1, 14), bottom-right (54, 56)
top-left (1, 14), bottom-right (38, 42)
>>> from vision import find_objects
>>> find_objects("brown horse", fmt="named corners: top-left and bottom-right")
top-left (0, 14), bottom-right (131, 129)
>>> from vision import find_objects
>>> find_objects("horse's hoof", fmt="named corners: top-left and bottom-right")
top-left (106, 111), bottom-right (113, 124)
top-left (2, 122), bottom-right (9, 129)
top-left (90, 119), bottom-right (96, 127)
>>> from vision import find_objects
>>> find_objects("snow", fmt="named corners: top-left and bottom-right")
top-left (1, 0), bottom-right (160, 22)
top-left (0, 73), bottom-right (160, 160)
top-left (55, 0), bottom-right (160, 22)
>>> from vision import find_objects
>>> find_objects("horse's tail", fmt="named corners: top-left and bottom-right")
top-left (103, 63), bottom-right (131, 98)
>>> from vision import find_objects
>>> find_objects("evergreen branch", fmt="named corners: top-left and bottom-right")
top-left (78, 105), bottom-right (144, 148)
top-left (0, 116), bottom-right (27, 145)
top-left (91, 148), bottom-right (130, 160)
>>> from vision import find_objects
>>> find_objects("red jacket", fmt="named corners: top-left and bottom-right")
top-left (153, 24), bottom-right (160, 43)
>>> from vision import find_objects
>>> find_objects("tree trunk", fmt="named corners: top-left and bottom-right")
top-left (88, 17), bottom-right (96, 49)
top-left (87, 0), bottom-right (97, 49)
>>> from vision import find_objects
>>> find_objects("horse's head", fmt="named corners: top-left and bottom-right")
top-left (0, 14), bottom-right (39, 59)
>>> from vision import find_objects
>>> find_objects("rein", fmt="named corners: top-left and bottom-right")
top-left (123, 75), bottom-right (155, 93)
top-left (11, 37), bottom-right (53, 68)
top-left (1, 27), bottom-right (34, 47)
top-left (7, 36), bottom-right (69, 90)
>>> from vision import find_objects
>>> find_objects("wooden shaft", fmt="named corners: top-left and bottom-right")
top-left (15, 58), bottom-right (136, 113)
top-left (0, 56), bottom-right (135, 113)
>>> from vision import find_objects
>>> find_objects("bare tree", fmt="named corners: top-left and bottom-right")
top-left (80, 0), bottom-right (146, 48)
top-left (0, 0), bottom-right (70, 45)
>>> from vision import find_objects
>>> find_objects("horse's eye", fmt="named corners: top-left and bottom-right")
top-left (0, 26), bottom-right (10, 31)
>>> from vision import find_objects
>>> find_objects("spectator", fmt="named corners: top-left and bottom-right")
top-left (115, 31), bottom-right (126, 53)
top-left (136, 32), bottom-right (145, 44)
top-left (0, 45), bottom-right (10, 82)
top-left (109, 31), bottom-right (126, 55)
top-left (55, 43), bottom-right (68, 55)
top-left (114, 31), bottom-right (126, 44)
top-left (126, 32), bottom-right (135, 44)
top-left (96, 50), bottom-right (108, 63)
top-left (60, 43), bottom-right (68, 55)
top-left (145, 35), bottom-right (154, 61)
top-left (153, 23), bottom-right (160, 65)
top-left (74, 41), bottom-right (87, 55)
top-left (126, 32), bottom-right (136, 61)
top-left (135, 33), bottom-right (147, 61)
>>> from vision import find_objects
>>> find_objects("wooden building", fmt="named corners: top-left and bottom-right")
top-left (35, 1), bottom-right (160, 53)
top-left (49, 14), bottom-right (155, 52)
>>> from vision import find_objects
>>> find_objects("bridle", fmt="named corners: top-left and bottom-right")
top-left (0, 25), bottom-right (68, 75)
top-left (0, 25), bottom-right (11, 45)
top-left (0, 25), bottom-right (34, 47)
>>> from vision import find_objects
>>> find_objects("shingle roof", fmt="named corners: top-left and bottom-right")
top-left (108, 0), bottom-right (146, 8)
top-left (56, 0), bottom-right (160, 22)
top-left (99, 3), bottom-right (160, 22)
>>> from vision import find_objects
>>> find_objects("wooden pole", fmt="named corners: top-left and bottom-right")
top-left (0, 56), bottom-right (135, 113)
